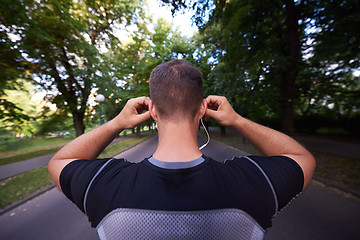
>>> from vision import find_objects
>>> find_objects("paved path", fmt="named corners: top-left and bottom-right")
top-left (0, 154), bottom-right (55, 181)
top-left (0, 136), bottom-right (132, 181)
top-left (0, 188), bottom-right (98, 240)
top-left (1, 136), bottom-right (359, 239)
top-left (266, 182), bottom-right (360, 239)
top-left (294, 135), bottom-right (360, 159)
top-left (208, 127), bottom-right (360, 159)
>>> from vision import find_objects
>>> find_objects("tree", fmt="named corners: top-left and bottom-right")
top-left (308, 0), bottom-right (360, 117)
top-left (162, 0), bottom-right (360, 135)
top-left (205, 0), bottom-right (308, 134)
top-left (0, 80), bottom-right (55, 137)
top-left (1, 0), bottom-right (141, 137)
top-left (0, 0), bottom-right (33, 125)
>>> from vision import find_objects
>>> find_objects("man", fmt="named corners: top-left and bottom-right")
top-left (48, 59), bottom-right (315, 239)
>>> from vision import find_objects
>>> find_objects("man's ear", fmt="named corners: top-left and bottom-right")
top-left (149, 100), bottom-right (159, 121)
top-left (197, 99), bottom-right (207, 120)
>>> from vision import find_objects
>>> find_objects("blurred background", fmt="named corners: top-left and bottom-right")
top-left (1, 0), bottom-right (358, 140)
top-left (0, 2), bottom-right (359, 238)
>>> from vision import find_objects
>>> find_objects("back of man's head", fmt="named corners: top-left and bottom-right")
top-left (149, 59), bottom-right (203, 121)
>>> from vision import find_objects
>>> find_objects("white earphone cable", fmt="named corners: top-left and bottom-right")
top-left (199, 118), bottom-right (210, 150)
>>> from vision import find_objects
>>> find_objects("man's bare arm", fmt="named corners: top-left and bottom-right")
top-left (205, 95), bottom-right (315, 190)
top-left (48, 97), bottom-right (151, 190)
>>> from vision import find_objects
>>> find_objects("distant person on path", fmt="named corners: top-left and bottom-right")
top-left (48, 59), bottom-right (315, 239)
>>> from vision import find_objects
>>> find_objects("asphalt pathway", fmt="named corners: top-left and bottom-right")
top-left (294, 135), bottom-right (360, 159)
top-left (208, 127), bottom-right (360, 159)
top-left (0, 154), bottom-right (55, 181)
top-left (1, 135), bottom-right (359, 239)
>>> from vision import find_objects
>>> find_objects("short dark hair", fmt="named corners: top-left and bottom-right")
top-left (149, 59), bottom-right (203, 121)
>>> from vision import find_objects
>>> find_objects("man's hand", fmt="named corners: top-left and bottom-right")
top-left (205, 95), bottom-right (315, 190)
top-left (113, 96), bottom-right (151, 129)
top-left (49, 96), bottom-right (151, 191)
top-left (205, 95), bottom-right (240, 127)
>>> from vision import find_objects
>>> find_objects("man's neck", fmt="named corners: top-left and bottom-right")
top-left (153, 120), bottom-right (202, 162)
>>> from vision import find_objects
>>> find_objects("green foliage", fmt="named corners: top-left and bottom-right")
top-left (0, 80), bottom-right (53, 136)
top-left (2, 0), bottom-right (359, 137)
top-left (164, 0), bottom-right (360, 135)
top-left (1, 0), bottom-right (142, 137)
top-left (0, 0), bottom-right (32, 87)
top-left (191, 0), bottom-right (290, 124)
top-left (302, 0), bottom-right (360, 120)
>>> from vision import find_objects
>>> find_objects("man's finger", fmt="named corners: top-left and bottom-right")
top-left (206, 95), bottom-right (223, 109)
top-left (134, 97), bottom-right (150, 113)
top-left (139, 96), bottom-right (150, 105)
top-left (205, 108), bottom-right (218, 118)
top-left (137, 111), bottom-right (151, 123)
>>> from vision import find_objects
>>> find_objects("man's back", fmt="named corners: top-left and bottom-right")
top-left (60, 155), bottom-right (303, 231)
top-left (97, 208), bottom-right (264, 239)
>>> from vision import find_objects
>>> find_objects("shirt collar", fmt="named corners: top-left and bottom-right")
top-left (148, 156), bottom-right (205, 169)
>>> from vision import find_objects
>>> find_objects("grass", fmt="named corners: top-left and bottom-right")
top-left (0, 166), bottom-right (52, 209)
top-left (0, 133), bottom-right (154, 209)
top-left (0, 137), bottom-right (73, 166)
top-left (0, 136), bottom-right (72, 152)
top-left (312, 151), bottom-right (360, 192)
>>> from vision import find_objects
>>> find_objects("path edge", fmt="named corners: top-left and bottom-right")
top-left (0, 134), bottom-right (156, 216)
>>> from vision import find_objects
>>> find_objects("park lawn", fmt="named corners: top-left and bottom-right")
top-left (0, 134), bottom-right (153, 209)
top-left (313, 151), bottom-right (360, 192)
top-left (0, 137), bottom-right (73, 166)
top-left (0, 166), bottom-right (52, 209)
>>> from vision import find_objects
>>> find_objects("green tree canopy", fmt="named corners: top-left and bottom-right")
top-left (1, 0), bottom-right (142, 136)
top-left (162, 0), bottom-right (360, 135)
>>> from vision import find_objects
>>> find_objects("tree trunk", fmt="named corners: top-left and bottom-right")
top-left (148, 120), bottom-right (151, 132)
top-left (72, 111), bottom-right (85, 137)
top-left (220, 126), bottom-right (227, 137)
top-left (280, 0), bottom-right (301, 135)
top-left (136, 125), bottom-right (141, 137)
top-left (280, 73), bottom-right (295, 135)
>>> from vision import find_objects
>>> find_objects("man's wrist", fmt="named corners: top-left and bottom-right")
top-left (231, 114), bottom-right (249, 134)
top-left (107, 118), bottom-right (124, 134)
top-left (230, 113), bottom-right (243, 128)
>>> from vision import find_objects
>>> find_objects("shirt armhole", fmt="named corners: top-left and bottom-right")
top-left (243, 156), bottom-right (279, 216)
top-left (83, 158), bottom-right (115, 215)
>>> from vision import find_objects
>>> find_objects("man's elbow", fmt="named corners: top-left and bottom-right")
top-left (302, 152), bottom-right (316, 190)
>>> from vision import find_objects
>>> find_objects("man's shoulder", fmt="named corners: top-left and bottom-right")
top-left (59, 157), bottom-right (146, 213)
top-left (62, 157), bottom-right (135, 172)
top-left (223, 155), bottom-right (298, 166)
top-left (60, 157), bottom-right (140, 194)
